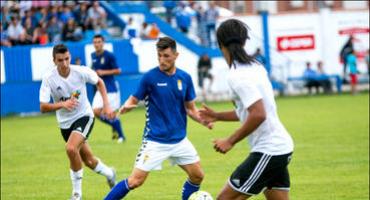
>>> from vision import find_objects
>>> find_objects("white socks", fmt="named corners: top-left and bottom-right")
top-left (70, 168), bottom-right (83, 196)
top-left (93, 160), bottom-right (114, 180)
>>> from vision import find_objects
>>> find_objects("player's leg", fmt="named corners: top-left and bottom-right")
top-left (171, 138), bottom-right (203, 200)
top-left (65, 131), bottom-right (85, 199)
top-left (104, 168), bottom-right (149, 200)
top-left (92, 91), bottom-right (125, 142)
top-left (79, 142), bottom-right (116, 188)
top-left (263, 189), bottom-right (289, 200)
top-left (179, 162), bottom-right (204, 200)
top-left (216, 183), bottom-right (251, 200)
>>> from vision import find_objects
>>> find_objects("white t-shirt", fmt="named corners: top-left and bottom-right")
top-left (39, 65), bottom-right (98, 129)
top-left (227, 62), bottom-right (294, 155)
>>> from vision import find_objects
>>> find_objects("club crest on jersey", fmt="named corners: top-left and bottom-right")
top-left (177, 79), bottom-right (182, 91)
top-left (71, 90), bottom-right (81, 99)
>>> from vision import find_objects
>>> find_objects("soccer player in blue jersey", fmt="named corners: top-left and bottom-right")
top-left (104, 37), bottom-right (213, 200)
top-left (91, 34), bottom-right (126, 143)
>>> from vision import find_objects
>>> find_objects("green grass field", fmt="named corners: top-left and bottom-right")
top-left (1, 93), bottom-right (369, 200)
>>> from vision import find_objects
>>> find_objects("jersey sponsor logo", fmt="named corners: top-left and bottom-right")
top-left (100, 57), bottom-right (105, 64)
top-left (57, 86), bottom-right (62, 91)
top-left (177, 79), bottom-right (183, 91)
top-left (157, 83), bottom-right (168, 86)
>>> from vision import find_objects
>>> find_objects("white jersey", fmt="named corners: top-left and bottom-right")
top-left (227, 62), bottom-right (294, 155)
top-left (39, 65), bottom-right (99, 129)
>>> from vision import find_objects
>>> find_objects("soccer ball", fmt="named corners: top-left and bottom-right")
top-left (189, 191), bottom-right (213, 200)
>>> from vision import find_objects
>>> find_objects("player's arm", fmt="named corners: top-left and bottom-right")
top-left (96, 77), bottom-right (114, 118)
top-left (199, 103), bottom-right (239, 122)
top-left (213, 99), bottom-right (266, 154)
top-left (40, 98), bottom-right (78, 113)
top-left (118, 95), bottom-right (139, 115)
top-left (96, 68), bottom-right (121, 76)
top-left (185, 101), bottom-right (213, 129)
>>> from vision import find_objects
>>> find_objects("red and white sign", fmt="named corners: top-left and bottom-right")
top-left (277, 34), bottom-right (315, 51)
top-left (338, 27), bottom-right (370, 35)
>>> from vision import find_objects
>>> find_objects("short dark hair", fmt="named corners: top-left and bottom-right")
top-left (52, 44), bottom-right (69, 59)
top-left (216, 19), bottom-right (255, 68)
top-left (156, 37), bottom-right (176, 52)
top-left (93, 34), bottom-right (105, 41)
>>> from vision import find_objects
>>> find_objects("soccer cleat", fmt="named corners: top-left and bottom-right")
top-left (117, 137), bottom-right (125, 143)
top-left (107, 168), bottom-right (116, 189)
top-left (69, 193), bottom-right (81, 200)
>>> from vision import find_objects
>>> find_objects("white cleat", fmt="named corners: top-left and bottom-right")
top-left (70, 193), bottom-right (81, 200)
top-left (107, 168), bottom-right (116, 189)
top-left (117, 137), bottom-right (125, 143)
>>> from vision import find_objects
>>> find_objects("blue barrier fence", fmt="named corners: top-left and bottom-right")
top-left (0, 39), bottom-right (141, 116)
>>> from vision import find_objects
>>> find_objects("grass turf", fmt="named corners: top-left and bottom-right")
top-left (1, 92), bottom-right (369, 199)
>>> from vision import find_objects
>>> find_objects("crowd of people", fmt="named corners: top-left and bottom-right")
top-left (1, 0), bottom-right (107, 47)
top-left (161, 1), bottom-right (219, 48)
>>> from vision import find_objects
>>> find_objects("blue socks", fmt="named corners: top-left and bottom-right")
top-left (99, 116), bottom-right (125, 139)
top-left (104, 178), bottom-right (130, 200)
top-left (182, 179), bottom-right (200, 200)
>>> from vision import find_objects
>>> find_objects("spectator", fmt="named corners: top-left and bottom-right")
top-left (204, 2), bottom-right (219, 48)
top-left (60, 6), bottom-right (74, 24)
top-left (339, 35), bottom-right (354, 83)
top-left (62, 18), bottom-right (82, 42)
top-left (123, 17), bottom-right (137, 39)
top-left (74, 57), bottom-right (82, 65)
top-left (195, 5), bottom-right (207, 46)
top-left (34, 21), bottom-right (49, 45)
top-left (87, 1), bottom-right (107, 30)
top-left (47, 15), bottom-right (62, 43)
top-left (6, 16), bottom-right (26, 45)
top-left (34, 6), bottom-right (48, 25)
top-left (303, 62), bottom-right (320, 95)
top-left (316, 61), bottom-right (332, 94)
top-left (21, 10), bottom-right (37, 28)
top-left (163, 1), bottom-right (177, 24)
top-left (23, 17), bottom-right (36, 43)
top-left (147, 23), bottom-right (160, 39)
top-left (139, 22), bottom-right (150, 39)
top-left (252, 48), bottom-right (266, 65)
top-left (175, 3), bottom-right (191, 34)
top-left (1, 22), bottom-right (12, 47)
top-left (197, 53), bottom-right (213, 100)
top-left (74, 2), bottom-right (89, 31)
top-left (347, 49), bottom-right (358, 95)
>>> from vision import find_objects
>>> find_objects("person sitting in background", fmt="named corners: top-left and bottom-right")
top-left (87, 1), bottom-right (107, 30)
top-left (0, 22), bottom-right (12, 47)
top-left (62, 18), bottom-right (83, 42)
top-left (123, 17), bottom-right (136, 39)
top-left (252, 48), bottom-right (266, 65)
top-left (6, 16), bottom-right (26, 45)
top-left (33, 21), bottom-right (49, 45)
top-left (47, 15), bottom-right (61, 43)
top-left (303, 62), bottom-right (320, 95)
top-left (316, 61), bottom-right (332, 94)
top-left (139, 22), bottom-right (150, 39)
top-left (147, 23), bottom-right (160, 39)
top-left (347, 49), bottom-right (358, 95)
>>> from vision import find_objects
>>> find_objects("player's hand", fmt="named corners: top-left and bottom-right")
top-left (118, 104), bottom-right (138, 115)
top-left (96, 70), bottom-right (105, 76)
top-left (213, 138), bottom-right (233, 154)
top-left (62, 97), bottom-right (79, 111)
top-left (102, 106), bottom-right (115, 119)
top-left (199, 103), bottom-right (217, 123)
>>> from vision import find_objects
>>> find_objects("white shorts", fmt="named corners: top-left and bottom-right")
top-left (135, 138), bottom-right (200, 171)
top-left (92, 91), bottom-right (121, 111)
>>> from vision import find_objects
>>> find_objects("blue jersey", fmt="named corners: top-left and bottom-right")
top-left (133, 67), bottom-right (196, 144)
top-left (91, 50), bottom-right (119, 93)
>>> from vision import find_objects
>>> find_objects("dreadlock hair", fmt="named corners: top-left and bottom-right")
top-left (216, 19), bottom-right (255, 68)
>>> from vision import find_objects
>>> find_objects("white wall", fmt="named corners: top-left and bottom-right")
top-left (31, 47), bottom-right (54, 81)
top-left (1, 50), bottom-right (5, 83)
